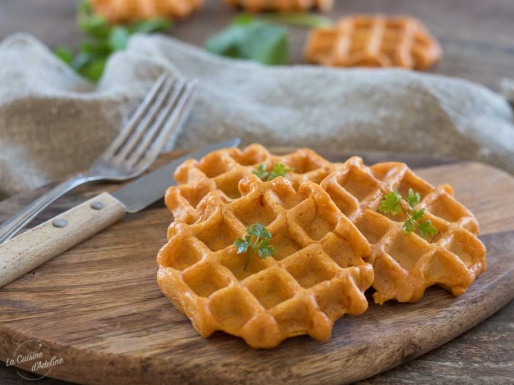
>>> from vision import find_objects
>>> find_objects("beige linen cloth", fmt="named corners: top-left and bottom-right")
top-left (1, 33), bottom-right (514, 199)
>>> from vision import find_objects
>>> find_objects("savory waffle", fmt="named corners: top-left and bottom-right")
top-left (166, 145), bottom-right (486, 305)
top-left (157, 174), bottom-right (374, 348)
top-left (90, 0), bottom-right (202, 22)
top-left (305, 15), bottom-right (442, 70)
top-left (320, 156), bottom-right (486, 304)
top-left (224, 0), bottom-right (333, 13)
top-left (166, 144), bottom-right (343, 224)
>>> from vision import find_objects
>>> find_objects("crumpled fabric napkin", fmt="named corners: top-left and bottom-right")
top-left (1, 32), bottom-right (513, 199)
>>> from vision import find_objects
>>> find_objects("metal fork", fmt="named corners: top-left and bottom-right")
top-left (0, 74), bottom-right (196, 244)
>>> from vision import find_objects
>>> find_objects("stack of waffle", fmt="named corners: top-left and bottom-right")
top-left (157, 144), bottom-right (486, 348)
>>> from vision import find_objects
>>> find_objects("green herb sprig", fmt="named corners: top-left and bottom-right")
top-left (54, 0), bottom-right (172, 82)
top-left (205, 13), bottom-right (334, 65)
top-left (379, 189), bottom-right (438, 238)
top-left (234, 223), bottom-right (276, 270)
top-left (205, 14), bottom-right (288, 65)
top-left (253, 163), bottom-right (293, 181)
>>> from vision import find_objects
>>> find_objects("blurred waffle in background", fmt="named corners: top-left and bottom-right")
top-left (90, 0), bottom-right (203, 22)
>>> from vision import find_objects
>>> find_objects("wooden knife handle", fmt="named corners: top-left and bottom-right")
top-left (0, 193), bottom-right (126, 288)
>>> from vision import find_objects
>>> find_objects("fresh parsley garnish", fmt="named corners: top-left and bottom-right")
top-left (252, 163), bottom-right (293, 181)
top-left (379, 189), bottom-right (438, 238)
top-left (234, 223), bottom-right (276, 270)
top-left (54, 0), bottom-right (172, 82)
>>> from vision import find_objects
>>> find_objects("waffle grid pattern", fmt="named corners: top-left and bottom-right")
top-left (166, 144), bottom-right (343, 224)
top-left (157, 174), bottom-right (373, 348)
top-left (159, 145), bottom-right (487, 347)
top-left (90, 0), bottom-right (202, 22)
top-left (305, 15), bottom-right (442, 70)
top-left (165, 145), bottom-right (486, 305)
top-left (320, 156), bottom-right (486, 304)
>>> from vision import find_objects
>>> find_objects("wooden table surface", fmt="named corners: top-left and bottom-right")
top-left (0, 0), bottom-right (513, 384)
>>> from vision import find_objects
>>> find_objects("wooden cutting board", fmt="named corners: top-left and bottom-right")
top-left (1, 150), bottom-right (513, 385)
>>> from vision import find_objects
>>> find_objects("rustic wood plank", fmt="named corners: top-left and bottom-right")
top-left (0, 151), bottom-right (513, 385)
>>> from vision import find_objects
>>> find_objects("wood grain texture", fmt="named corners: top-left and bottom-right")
top-left (0, 193), bottom-right (126, 288)
top-left (0, 151), bottom-right (513, 385)
top-left (1, 0), bottom-right (514, 90)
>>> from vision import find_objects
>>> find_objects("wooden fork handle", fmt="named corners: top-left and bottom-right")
top-left (0, 193), bottom-right (126, 288)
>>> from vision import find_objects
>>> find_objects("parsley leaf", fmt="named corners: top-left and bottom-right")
top-left (403, 219), bottom-right (415, 235)
top-left (234, 223), bottom-right (276, 270)
top-left (252, 164), bottom-right (269, 180)
top-left (256, 240), bottom-right (276, 259)
top-left (411, 208), bottom-right (425, 221)
top-left (407, 188), bottom-right (421, 209)
top-left (268, 163), bottom-right (293, 181)
top-left (234, 236), bottom-right (250, 254)
top-left (379, 190), bottom-right (438, 239)
top-left (205, 15), bottom-right (289, 65)
top-left (253, 163), bottom-right (292, 181)
top-left (418, 220), bottom-right (438, 238)
top-left (252, 12), bottom-right (334, 28)
top-left (378, 191), bottom-right (402, 215)
top-left (247, 223), bottom-right (271, 239)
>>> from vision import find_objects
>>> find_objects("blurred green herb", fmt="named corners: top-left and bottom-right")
top-left (54, 0), bottom-right (172, 82)
top-left (234, 223), bottom-right (276, 270)
top-left (205, 13), bottom-right (333, 65)
top-left (205, 14), bottom-right (289, 65)
top-left (379, 189), bottom-right (438, 238)
top-left (252, 12), bottom-right (333, 28)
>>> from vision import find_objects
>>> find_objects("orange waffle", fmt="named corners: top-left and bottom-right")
top-left (90, 0), bottom-right (202, 22)
top-left (305, 15), bottom-right (442, 70)
top-left (166, 144), bottom-right (343, 225)
top-left (320, 156), bottom-right (486, 304)
top-left (157, 174), bottom-right (373, 348)
top-left (224, 0), bottom-right (333, 13)
top-left (166, 145), bottom-right (486, 306)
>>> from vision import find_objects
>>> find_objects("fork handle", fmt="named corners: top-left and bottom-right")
top-left (0, 193), bottom-right (126, 288)
top-left (0, 174), bottom-right (93, 244)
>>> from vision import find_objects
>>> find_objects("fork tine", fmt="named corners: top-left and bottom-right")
top-left (129, 80), bottom-right (196, 173)
top-left (101, 73), bottom-right (170, 160)
top-left (110, 77), bottom-right (179, 165)
top-left (123, 79), bottom-right (189, 169)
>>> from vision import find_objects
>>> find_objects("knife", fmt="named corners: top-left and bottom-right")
top-left (0, 138), bottom-right (241, 288)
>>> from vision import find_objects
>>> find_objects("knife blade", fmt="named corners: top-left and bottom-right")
top-left (0, 138), bottom-right (241, 288)
top-left (113, 138), bottom-right (241, 213)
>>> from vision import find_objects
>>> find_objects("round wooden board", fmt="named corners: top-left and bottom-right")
top-left (1, 150), bottom-right (513, 385)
